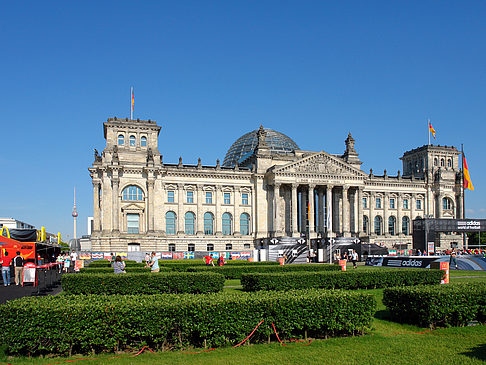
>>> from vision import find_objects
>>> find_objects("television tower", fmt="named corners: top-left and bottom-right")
top-left (72, 187), bottom-right (78, 239)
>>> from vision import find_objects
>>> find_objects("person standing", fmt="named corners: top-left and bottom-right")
top-left (113, 256), bottom-right (126, 274)
top-left (12, 251), bottom-right (24, 286)
top-left (217, 255), bottom-right (225, 266)
top-left (0, 251), bottom-right (12, 286)
top-left (148, 252), bottom-right (160, 273)
top-left (203, 255), bottom-right (214, 266)
top-left (351, 249), bottom-right (359, 269)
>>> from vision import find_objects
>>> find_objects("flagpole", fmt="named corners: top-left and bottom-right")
top-left (130, 87), bottom-right (133, 120)
top-left (428, 118), bottom-right (430, 146)
top-left (462, 144), bottom-right (466, 250)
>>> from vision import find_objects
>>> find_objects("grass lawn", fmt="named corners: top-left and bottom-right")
top-left (2, 272), bottom-right (485, 364)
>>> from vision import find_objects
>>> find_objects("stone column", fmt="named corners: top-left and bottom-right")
top-left (234, 187), bottom-right (241, 235)
top-left (397, 193), bottom-right (402, 235)
top-left (196, 184), bottom-right (204, 235)
top-left (357, 188), bottom-right (363, 236)
top-left (352, 188), bottom-right (358, 234)
top-left (291, 183), bottom-right (299, 237)
top-left (215, 186), bottom-right (222, 235)
top-left (342, 185), bottom-right (350, 237)
top-left (112, 172), bottom-right (120, 232)
top-left (147, 179), bottom-right (155, 232)
top-left (177, 183), bottom-right (184, 234)
top-left (326, 185), bottom-right (333, 237)
top-left (300, 187), bottom-right (307, 233)
top-left (308, 184), bottom-right (315, 235)
top-left (436, 194), bottom-right (442, 219)
top-left (384, 192), bottom-right (389, 235)
top-left (411, 194), bottom-right (416, 221)
top-left (318, 188), bottom-right (324, 234)
top-left (337, 188), bottom-right (343, 234)
top-left (274, 183), bottom-right (281, 235)
top-left (369, 192), bottom-right (375, 235)
top-left (92, 180), bottom-right (101, 232)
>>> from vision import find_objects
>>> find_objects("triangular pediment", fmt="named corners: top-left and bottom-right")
top-left (273, 152), bottom-right (367, 177)
top-left (121, 202), bottom-right (145, 211)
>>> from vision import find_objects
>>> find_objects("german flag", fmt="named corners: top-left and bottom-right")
top-left (463, 154), bottom-right (474, 191)
top-left (429, 121), bottom-right (436, 139)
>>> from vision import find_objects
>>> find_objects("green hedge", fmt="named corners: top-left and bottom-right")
top-left (61, 272), bottom-right (224, 295)
top-left (87, 260), bottom-right (145, 268)
top-left (0, 289), bottom-right (376, 356)
top-left (241, 269), bottom-right (445, 291)
top-left (383, 282), bottom-right (486, 328)
top-left (186, 264), bottom-right (341, 279)
top-left (79, 266), bottom-right (170, 274)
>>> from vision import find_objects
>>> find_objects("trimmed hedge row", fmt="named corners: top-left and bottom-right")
top-left (79, 266), bottom-right (170, 274)
top-left (61, 272), bottom-right (224, 295)
top-left (0, 289), bottom-right (376, 356)
top-left (241, 269), bottom-right (445, 291)
top-left (87, 260), bottom-right (145, 268)
top-left (186, 263), bottom-right (342, 279)
top-left (383, 282), bottom-right (486, 328)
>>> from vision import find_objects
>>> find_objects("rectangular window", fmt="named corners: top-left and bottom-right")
top-left (127, 213), bottom-right (139, 234)
top-left (206, 192), bottom-right (213, 204)
top-left (403, 199), bottom-right (409, 209)
top-left (186, 191), bottom-right (194, 203)
top-left (224, 192), bottom-right (230, 204)
top-left (242, 193), bottom-right (249, 205)
top-left (362, 197), bottom-right (367, 209)
top-left (167, 191), bottom-right (175, 203)
top-left (244, 243), bottom-right (251, 249)
top-left (206, 244), bottom-right (214, 251)
top-left (168, 243), bottom-right (175, 252)
top-left (390, 198), bottom-right (395, 209)
top-left (375, 197), bottom-right (382, 209)
top-left (226, 244), bottom-right (232, 250)
top-left (188, 244), bottom-right (195, 252)
top-left (416, 199), bottom-right (422, 210)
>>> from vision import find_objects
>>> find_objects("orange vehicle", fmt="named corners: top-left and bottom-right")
top-left (0, 227), bottom-right (61, 264)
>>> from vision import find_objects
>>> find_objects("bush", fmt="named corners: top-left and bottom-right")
top-left (383, 282), bottom-right (486, 328)
top-left (241, 269), bottom-right (445, 291)
top-left (87, 260), bottom-right (145, 268)
top-left (79, 267), bottom-right (164, 274)
top-left (186, 264), bottom-right (341, 279)
top-left (61, 272), bottom-right (224, 295)
top-left (0, 289), bottom-right (376, 356)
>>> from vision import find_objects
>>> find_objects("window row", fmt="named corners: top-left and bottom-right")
top-left (126, 212), bottom-right (251, 236)
top-left (362, 197), bottom-right (422, 210)
top-left (433, 157), bottom-right (453, 168)
top-left (122, 185), bottom-right (250, 205)
top-left (362, 215), bottom-right (414, 235)
top-left (118, 134), bottom-right (147, 147)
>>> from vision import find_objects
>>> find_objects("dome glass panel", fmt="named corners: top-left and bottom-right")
top-left (223, 128), bottom-right (299, 166)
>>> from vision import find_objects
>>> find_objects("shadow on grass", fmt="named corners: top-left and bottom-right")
top-left (374, 309), bottom-right (390, 321)
top-left (460, 343), bottom-right (486, 361)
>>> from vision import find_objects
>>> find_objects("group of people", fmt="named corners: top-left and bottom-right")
top-left (55, 251), bottom-right (78, 273)
top-left (110, 252), bottom-right (161, 274)
top-left (202, 254), bottom-right (226, 266)
top-left (0, 251), bottom-right (25, 286)
top-left (333, 249), bottom-right (360, 268)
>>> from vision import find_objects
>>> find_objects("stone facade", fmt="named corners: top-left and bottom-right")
top-left (89, 117), bottom-right (464, 252)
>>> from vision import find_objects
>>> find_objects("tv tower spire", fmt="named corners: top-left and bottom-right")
top-left (72, 187), bottom-right (78, 239)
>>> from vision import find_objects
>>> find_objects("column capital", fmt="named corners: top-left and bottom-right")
top-left (274, 182), bottom-right (282, 189)
top-left (177, 183), bottom-right (184, 189)
top-left (92, 179), bottom-right (101, 186)
top-left (308, 183), bottom-right (316, 190)
top-left (197, 183), bottom-right (204, 190)
top-left (147, 180), bottom-right (155, 188)
top-left (291, 183), bottom-right (299, 189)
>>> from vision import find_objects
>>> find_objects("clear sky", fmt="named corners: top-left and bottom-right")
top-left (1, 1), bottom-right (485, 240)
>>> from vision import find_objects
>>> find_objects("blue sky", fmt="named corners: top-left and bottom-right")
top-left (1, 1), bottom-right (485, 239)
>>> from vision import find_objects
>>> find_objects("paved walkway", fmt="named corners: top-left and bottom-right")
top-left (0, 268), bottom-right (63, 305)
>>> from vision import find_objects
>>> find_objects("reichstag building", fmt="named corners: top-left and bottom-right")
top-left (89, 117), bottom-right (463, 252)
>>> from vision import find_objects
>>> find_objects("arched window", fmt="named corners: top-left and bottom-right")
top-left (184, 212), bottom-right (195, 235)
top-left (129, 135), bottom-right (136, 147)
top-left (402, 216), bottom-right (410, 235)
top-left (374, 216), bottom-right (382, 235)
top-left (434, 158), bottom-right (438, 166)
top-left (204, 212), bottom-right (214, 235)
top-left (122, 185), bottom-right (143, 201)
top-left (141, 136), bottom-right (147, 147)
top-left (240, 213), bottom-right (250, 235)
top-left (440, 158), bottom-right (445, 167)
top-left (118, 134), bottom-right (125, 146)
top-left (363, 215), bottom-right (369, 234)
top-left (165, 211), bottom-right (176, 235)
top-left (222, 212), bottom-right (233, 235)
top-left (443, 197), bottom-right (453, 210)
top-left (388, 216), bottom-right (396, 235)
top-left (447, 159), bottom-right (452, 168)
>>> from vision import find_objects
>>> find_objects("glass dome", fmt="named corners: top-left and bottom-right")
top-left (223, 128), bottom-right (299, 167)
